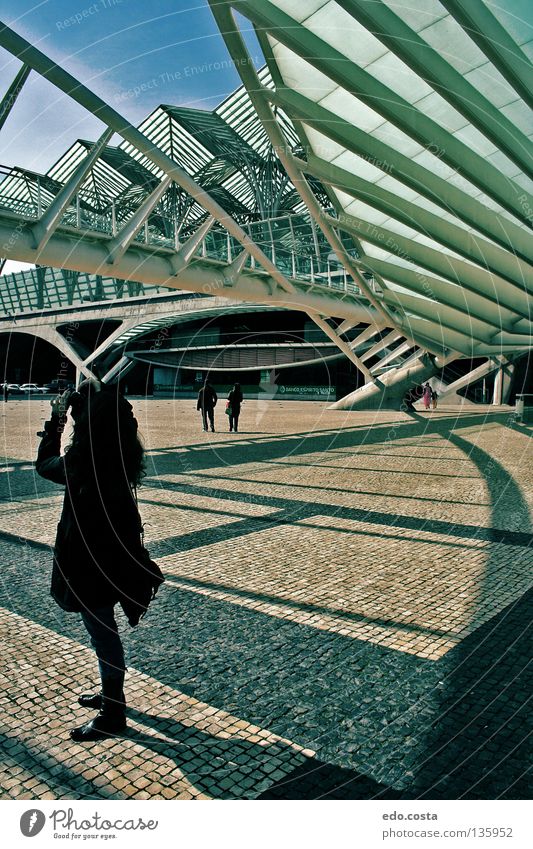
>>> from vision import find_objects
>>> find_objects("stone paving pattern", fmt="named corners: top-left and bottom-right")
top-left (0, 398), bottom-right (531, 800)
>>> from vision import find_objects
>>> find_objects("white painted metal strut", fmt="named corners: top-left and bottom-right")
top-left (207, 0), bottom-right (409, 376)
top-left (32, 128), bottom-right (114, 253)
top-left (0, 62), bottom-right (30, 131)
top-left (0, 23), bottom-right (297, 297)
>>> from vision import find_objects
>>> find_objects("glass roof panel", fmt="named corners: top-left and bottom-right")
top-left (381, 0), bottom-right (446, 33)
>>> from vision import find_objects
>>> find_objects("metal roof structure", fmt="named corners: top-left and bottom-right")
top-left (0, 2), bottom-right (531, 407)
top-left (210, 0), bottom-right (532, 355)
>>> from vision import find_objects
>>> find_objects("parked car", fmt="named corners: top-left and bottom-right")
top-left (43, 380), bottom-right (73, 394)
top-left (20, 383), bottom-right (48, 395)
top-left (6, 383), bottom-right (21, 394)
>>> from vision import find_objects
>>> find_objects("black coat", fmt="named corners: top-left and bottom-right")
top-left (228, 388), bottom-right (243, 415)
top-left (197, 385), bottom-right (217, 410)
top-left (36, 414), bottom-right (144, 614)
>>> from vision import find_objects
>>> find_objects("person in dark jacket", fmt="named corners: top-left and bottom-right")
top-left (197, 380), bottom-right (217, 432)
top-left (227, 383), bottom-right (243, 433)
top-left (35, 379), bottom-right (150, 742)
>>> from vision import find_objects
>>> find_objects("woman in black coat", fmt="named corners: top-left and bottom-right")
top-left (36, 380), bottom-right (156, 742)
top-left (227, 382), bottom-right (243, 433)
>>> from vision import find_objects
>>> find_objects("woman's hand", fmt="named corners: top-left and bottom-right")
top-left (50, 391), bottom-right (71, 418)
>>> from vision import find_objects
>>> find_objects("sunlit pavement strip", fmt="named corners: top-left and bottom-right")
top-left (0, 400), bottom-right (531, 800)
top-left (0, 608), bottom-right (311, 800)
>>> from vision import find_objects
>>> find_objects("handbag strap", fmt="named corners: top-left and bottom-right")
top-left (132, 485), bottom-right (145, 546)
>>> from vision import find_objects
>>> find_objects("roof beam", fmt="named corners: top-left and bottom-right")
top-left (0, 23), bottom-right (297, 295)
top-left (396, 316), bottom-right (478, 356)
top-left (337, 0), bottom-right (533, 178)
top-left (208, 0), bottom-right (410, 341)
top-left (381, 290), bottom-right (495, 344)
top-left (268, 85), bottom-right (533, 254)
top-left (357, 255), bottom-right (524, 333)
top-left (32, 128), bottom-right (114, 253)
top-left (294, 153), bottom-right (532, 265)
top-left (232, 0), bottom-right (532, 224)
top-left (371, 340), bottom-right (413, 373)
top-left (439, 0), bottom-right (533, 110)
top-left (361, 330), bottom-right (402, 362)
top-left (0, 62), bottom-right (30, 131)
top-left (306, 313), bottom-right (373, 380)
top-left (348, 323), bottom-right (385, 349)
top-left (323, 212), bottom-right (532, 318)
top-left (107, 176), bottom-right (171, 265)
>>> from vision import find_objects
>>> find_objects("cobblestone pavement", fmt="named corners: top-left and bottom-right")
top-left (0, 399), bottom-right (531, 800)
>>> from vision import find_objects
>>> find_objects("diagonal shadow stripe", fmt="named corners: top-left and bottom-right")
top-left (143, 479), bottom-right (533, 549)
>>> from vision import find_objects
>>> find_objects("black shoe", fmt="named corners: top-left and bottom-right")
top-left (78, 689), bottom-right (125, 710)
top-left (70, 712), bottom-right (127, 742)
top-left (70, 678), bottom-right (126, 742)
top-left (211, 427), bottom-right (215, 432)
top-left (78, 691), bottom-right (102, 710)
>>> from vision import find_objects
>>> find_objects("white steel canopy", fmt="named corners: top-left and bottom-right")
top-left (209, 0), bottom-right (532, 361)
top-left (0, 2), bottom-right (531, 406)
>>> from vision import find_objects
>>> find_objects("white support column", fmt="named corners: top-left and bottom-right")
top-left (348, 322), bottom-right (385, 350)
top-left (360, 330), bottom-right (402, 363)
top-left (492, 357), bottom-right (514, 405)
top-left (26, 326), bottom-right (97, 381)
top-left (168, 216), bottom-right (216, 274)
top-left (83, 318), bottom-right (139, 366)
top-left (308, 313), bottom-right (373, 381)
top-left (102, 355), bottom-right (134, 384)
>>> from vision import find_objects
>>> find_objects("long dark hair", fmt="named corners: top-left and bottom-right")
top-left (67, 382), bottom-right (145, 488)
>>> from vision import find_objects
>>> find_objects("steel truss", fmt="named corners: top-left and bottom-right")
top-left (0, 3), bottom-right (531, 406)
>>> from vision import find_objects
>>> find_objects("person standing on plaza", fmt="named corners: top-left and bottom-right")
top-left (197, 379), bottom-right (217, 432)
top-left (422, 382), bottom-right (432, 411)
top-left (227, 382), bottom-right (243, 432)
top-left (2, 382), bottom-right (9, 402)
top-left (35, 380), bottom-right (163, 742)
top-left (431, 387), bottom-right (439, 410)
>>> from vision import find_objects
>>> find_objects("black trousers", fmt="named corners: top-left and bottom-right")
top-left (81, 606), bottom-right (126, 682)
top-left (229, 411), bottom-right (240, 431)
top-left (202, 407), bottom-right (215, 430)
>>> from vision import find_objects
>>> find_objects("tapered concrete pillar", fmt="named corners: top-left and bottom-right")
top-left (492, 360), bottom-right (515, 405)
top-left (329, 354), bottom-right (436, 410)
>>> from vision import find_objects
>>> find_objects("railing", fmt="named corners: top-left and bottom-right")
top-left (0, 164), bottom-right (378, 300)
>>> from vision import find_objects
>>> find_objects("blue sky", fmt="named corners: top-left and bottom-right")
top-left (0, 0), bottom-right (263, 172)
